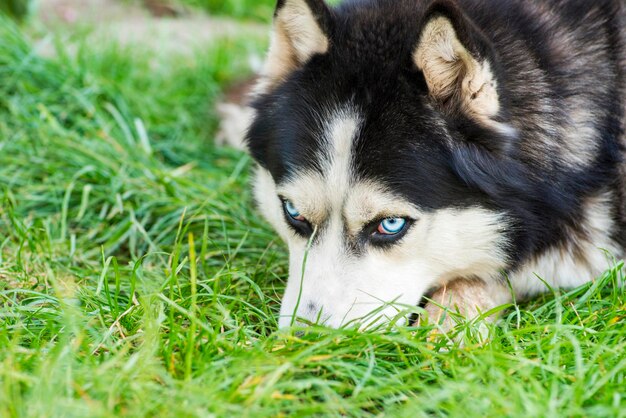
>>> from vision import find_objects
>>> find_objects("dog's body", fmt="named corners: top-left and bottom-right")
top-left (224, 0), bottom-right (626, 328)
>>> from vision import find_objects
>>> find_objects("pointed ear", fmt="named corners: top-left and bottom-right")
top-left (263, 0), bottom-right (332, 83)
top-left (414, 1), bottom-right (515, 138)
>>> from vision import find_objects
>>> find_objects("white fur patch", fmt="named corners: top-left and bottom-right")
top-left (321, 109), bottom-right (361, 208)
top-left (509, 192), bottom-right (624, 297)
top-left (215, 102), bottom-right (254, 151)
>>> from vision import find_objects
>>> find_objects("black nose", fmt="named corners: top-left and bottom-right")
top-left (307, 302), bottom-right (318, 313)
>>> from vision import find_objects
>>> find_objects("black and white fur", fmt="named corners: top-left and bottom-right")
top-left (220, 0), bottom-right (626, 329)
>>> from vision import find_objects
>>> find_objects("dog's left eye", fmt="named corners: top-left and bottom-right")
top-left (284, 200), bottom-right (305, 221)
top-left (376, 218), bottom-right (408, 235)
top-left (282, 199), bottom-right (313, 237)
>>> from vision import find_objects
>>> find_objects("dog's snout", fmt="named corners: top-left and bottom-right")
top-left (278, 301), bottom-right (324, 329)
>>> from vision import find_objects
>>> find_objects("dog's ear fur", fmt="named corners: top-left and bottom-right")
top-left (263, 0), bottom-right (332, 84)
top-left (414, 0), bottom-right (516, 141)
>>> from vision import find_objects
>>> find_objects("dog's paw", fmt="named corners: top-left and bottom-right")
top-left (215, 102), bottom-right (254, 151)
top-left (422, 299), bottom-right (462, 332)
top-left (418, 278), bottom-right (509, 346)
top-left (422, 301), bottom-right (489, 344)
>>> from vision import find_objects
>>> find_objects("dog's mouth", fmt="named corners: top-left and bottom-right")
top-left (407, 287), bottom-right (439, 325)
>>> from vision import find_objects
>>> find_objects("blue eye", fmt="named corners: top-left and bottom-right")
top-left (284, 200), bottom-right (305, 221)
top-left (377, 218), bottom-right (407, 235)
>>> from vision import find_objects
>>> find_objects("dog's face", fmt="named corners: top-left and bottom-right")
top-left (247, 0), bottom-right (521, 328)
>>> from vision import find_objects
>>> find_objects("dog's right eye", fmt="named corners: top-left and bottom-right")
top-left (367, 216), bottom-right (413, 248)
top-left (377, 218), bottom-right (407, 235)
top-left (282, 199), bottom-right (312, 236)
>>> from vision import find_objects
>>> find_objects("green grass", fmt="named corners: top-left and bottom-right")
top-left (181, 0), bottom-right (276, 22)
top-left (0, 0), bottom-right (32, 20)
top-left (178, 0), bottom-right (342, 22)
top-left (1, 14), bottom-right (626, 418)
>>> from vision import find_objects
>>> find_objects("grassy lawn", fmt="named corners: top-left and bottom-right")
top-left (181, 0), bottom-right (275, 22)
top-left (1, 8), bottom-right (626, 418)
top-left (179, 0), bottom-right (340, 21)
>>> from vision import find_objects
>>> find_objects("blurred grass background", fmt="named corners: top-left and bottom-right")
top-left (0, 0), bottom-right (277, 21)
top-left (181, 0), bottom-right (275, 21)
top-left (0, 0), bottom-right (341, 22)
top-left (0, 0), bottom-right (33, 20)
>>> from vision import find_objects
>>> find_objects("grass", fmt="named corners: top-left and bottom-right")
top-left (1, 12), bottom-right (626, 418)
top-left (178, 0), bottom-right (341, 22)
top-left (180, 0), bottom-right (276, 22)
top-left (0, 0), bottom-right (32, 20)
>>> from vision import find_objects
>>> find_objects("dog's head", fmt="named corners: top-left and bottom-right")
top-left (246, 0), bottom-right (537, 328)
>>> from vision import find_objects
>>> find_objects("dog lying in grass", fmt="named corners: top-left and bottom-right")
top-left (218, 0), bottom-right (626, 330)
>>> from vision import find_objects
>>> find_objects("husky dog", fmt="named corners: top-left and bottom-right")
top-left (221, 0), bottom-right (626, 329)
